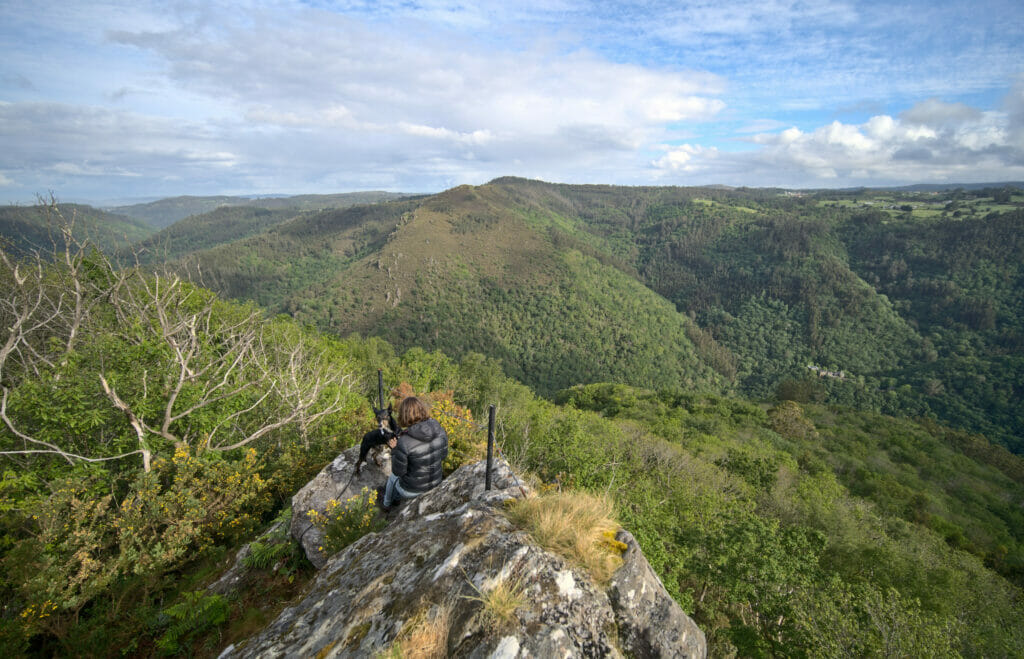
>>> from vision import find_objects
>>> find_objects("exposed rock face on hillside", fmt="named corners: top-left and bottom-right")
top-left (223, 448), bottom-right (706, 658)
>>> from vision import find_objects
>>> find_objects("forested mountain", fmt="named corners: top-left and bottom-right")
top-left (174, 186), bottom-right (726, 396)
top-left (124, 206), bottom-right (299, 264)
top-left (0, 202), bottom-right (154, 257)
top-left (2, 220), bottom-right (1022, 656)
top-left (170, 178), bottom-right (1024, 452)
top-left (110, 191), bottom-right (415, 228)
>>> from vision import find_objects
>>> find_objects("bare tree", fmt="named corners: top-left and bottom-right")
top-left (205, 333), bottom-right (352, 452)
top-left (2, 201), bottom-right (354, 472)
top-left (1, 201), bottom-right (142, 467)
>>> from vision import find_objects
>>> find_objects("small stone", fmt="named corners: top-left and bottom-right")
top-left (490, 636), bottom-right (521, 659)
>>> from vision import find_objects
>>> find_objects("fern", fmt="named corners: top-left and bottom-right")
top-left (155, 591), bottom-right (229, 656)
top-left (243, 540), bottom-right (292, 570)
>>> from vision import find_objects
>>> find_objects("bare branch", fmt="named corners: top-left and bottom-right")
top-left (1, 388), bottom-right (74, 464)
top-left (98, 373), bottom-right (153, 472)
top-left (0, 448), bottom-right (145, 463)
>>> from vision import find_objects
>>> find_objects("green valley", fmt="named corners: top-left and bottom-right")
top-left (0, 201), bottom-right (154, 258)
top-left (159, 178), bottom-right (1023, 452)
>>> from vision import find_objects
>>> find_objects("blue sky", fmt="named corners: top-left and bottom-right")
top-left (1, 0), bottom-right (1022, 202)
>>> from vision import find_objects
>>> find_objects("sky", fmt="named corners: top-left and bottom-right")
top-left (1, 0), bottom-right (1023, 203)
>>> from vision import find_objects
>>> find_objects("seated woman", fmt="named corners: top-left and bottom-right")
top-left (383, 396), bottom-right (449, 510)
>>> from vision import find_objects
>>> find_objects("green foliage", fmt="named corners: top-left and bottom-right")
top-left (306, 488), bottom-right (386, 556)
top-left (6, 446), bottom-right (268, 627)
top-left (242, 508), bottom-right (305, 578)
top-left (152, 179), bottom-right (1021, 452)
top-left (0, 201), bottom-right (153, 258)
top-left (243, 540), bottom-right (294, 570)
top-left (127, 206), bottom-right (297, 264)
top-left (154, 590), bottom-right (230, 656)
top-left (0, 238), bottom-right (369, 652)
top-left (514, 380), bottom-right (1024, 656)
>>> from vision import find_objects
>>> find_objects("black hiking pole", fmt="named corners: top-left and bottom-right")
top-left (486, 405), bottom-right (495, 490)
top-left (377, 369), bottom-right (385, 411)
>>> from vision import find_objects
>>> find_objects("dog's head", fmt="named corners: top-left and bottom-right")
top-left (373, 403), bottom-right (396, 432)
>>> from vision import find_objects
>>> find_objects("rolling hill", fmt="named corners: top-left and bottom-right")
top-left (177, 186), bottom-right (726, 396)
top-left (110, 191), bottom-right (416, 228)
top-left (156, 178), bottom-right (1022, 450)
top-left (125, 206), bottom-right (300, 264)
top-left (0, 202), bottom-right (154, 257)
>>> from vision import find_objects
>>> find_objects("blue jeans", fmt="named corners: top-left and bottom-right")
top-left (383, 474), bottom-right (420, 507)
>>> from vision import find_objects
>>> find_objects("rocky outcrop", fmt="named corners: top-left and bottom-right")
top-left (289, 444), bottom-right (394, 569)
top-left (223, 451), bottom-right (706, 658)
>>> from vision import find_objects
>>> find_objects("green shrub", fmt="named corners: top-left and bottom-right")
top-left (306, 488), bottom-right (386, 556)
top-left (155, 590), bottom-right (230, 656)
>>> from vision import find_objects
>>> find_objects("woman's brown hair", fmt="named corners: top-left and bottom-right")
top-left (397, 396), bottom-right (431, 427)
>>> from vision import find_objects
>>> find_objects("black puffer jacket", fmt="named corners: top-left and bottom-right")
top-left (392, 419), bottom-right (448, 493)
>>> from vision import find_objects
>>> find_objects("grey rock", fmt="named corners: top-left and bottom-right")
top-left (207, 518), bottom-right (288, 596)
top-left (290, 444), bottom-right (393, 569)
top-left (228, 454), bottom-right (705, 658)
top-left (608, 530), bottom-right (707, 658)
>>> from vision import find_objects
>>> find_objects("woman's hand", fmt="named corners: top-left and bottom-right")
top-left (387, 437), bottom-right (397, 449)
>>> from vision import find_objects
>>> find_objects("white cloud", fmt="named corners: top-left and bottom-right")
top-left (901, 99), bottom-right (982, 127)
top-left (51, 162), bottom-right (142, 177)
top-left (0, 173), bottom-right (14, 186)
top-left (1, 1), bottom-right (1022, 199)
top-left (652, 144), bottom-right (719, 172)
top-left (398, 123), bottom-right (494, 145)
top-left (105, 5), bottom-right (726, 150)
top-left (662, 94), bottom-right (1024, 186)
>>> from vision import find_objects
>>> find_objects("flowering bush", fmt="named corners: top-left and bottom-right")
top-left (8, 446), bottom-right (271, 638)
top-left (306, 487), bottom-right (385, 556)
top-left (432, 396), bottom-right (485, 472)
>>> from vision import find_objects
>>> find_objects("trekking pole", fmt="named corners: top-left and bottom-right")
top-left (377, 369), bottom-right (385, 410)
top-left (486, 405), bottom-right (495, 491)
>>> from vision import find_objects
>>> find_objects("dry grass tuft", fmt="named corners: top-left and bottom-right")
top-left (383, 603), bottom-right (452, 659)
top-left (464, 576), bottom-right (525, 630)
top-left (504, 490), bottom-right (625, 584)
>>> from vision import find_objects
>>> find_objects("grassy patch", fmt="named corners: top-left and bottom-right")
top-left (464, 577), bottom-right (525, 631)
top-left (379, 603), bottom-right (453, 659)
top-left (503, 491), bottom-right (625, 584)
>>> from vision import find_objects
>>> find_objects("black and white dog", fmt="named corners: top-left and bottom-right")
top-left (355, 404), bottom-right (400, 474)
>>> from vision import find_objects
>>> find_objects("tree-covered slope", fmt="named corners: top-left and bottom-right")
top-left (126, 206), bottom-right (299, 264)
top-left (544, 381), bottom-right (1024, 657)
top-left (840, 208), bottom-right (1024, 451)
top-left (163, 178), bottom-right (1023, 450)
top-left (186, 185), bottom-right (726, 396)
top-left (0, 201), bottom-right (154, 257)
top-left (178, 198), bottom-right (417, 312)
top-left (485, 179), bottom-right (1024, 450)
top-left (111, 191), bottom-right (414, 228)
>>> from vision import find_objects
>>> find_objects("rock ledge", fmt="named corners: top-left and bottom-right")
top-left (222, 448), bottom-right (706, 658)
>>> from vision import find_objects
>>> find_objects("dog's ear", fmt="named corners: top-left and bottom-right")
top-left (387, 403), bottom-right (393, 413)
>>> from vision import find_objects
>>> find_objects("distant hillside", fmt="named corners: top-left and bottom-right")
top-left (110, 192), bottom-right (415, 228)
top-left (165, 178), bottom-right (1023, 450)
top-left (0, 202), bottom-right (154, 257)
top-left (179, 187), bottom-right (725, 396)
top-left (125, 206), bottom-right (299, 264)
top-left (884, 181), bottom-right (1024, 192)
